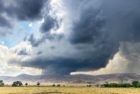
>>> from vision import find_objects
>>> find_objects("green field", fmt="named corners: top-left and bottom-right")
top-left (0, 87), bottom-right (139, 94)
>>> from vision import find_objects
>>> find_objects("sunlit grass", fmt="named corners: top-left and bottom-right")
top-left (0, 87), bottom-right (139, 94)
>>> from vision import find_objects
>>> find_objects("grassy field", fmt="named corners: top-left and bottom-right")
top-left (0, 87), bottom-right (139, 94)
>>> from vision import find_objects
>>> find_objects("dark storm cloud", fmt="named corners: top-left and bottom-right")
top-left (66, 0), bottom-right (140, 75)
top-left (10, 0), bottom-right (140, 76)
top-left (17, 49), bottom-right (30, 56)
top-left (0, 0), bottom-right (46, 23)
top-left (28, 34), bottom-right (45, 47)
top-left (67, 0), bottom-right (120, 74)
top-left (5, 0), bottom-right (46, 21)
top-left (33, 15), bottom-right (60, 46)
top-left (67, 0), bottom-right (140, 75)
top-left (11, 56), bottom-right (114, 75)
top-left (14, 57), bottom-right (81, 75)
top-left (0, 0), bottom-right (11, 28)
top-left (0, 0), bottom-right (57, 36)
top-left (41, 16), bottom-right (58, 33)
top-left (70, 0), bottom-right (140, 44)
top-left (0, 0), bottom-right (60, 44)
top-left (0, 15), bottom-right (11, 28)
top-left (101, 0), bottom-right (140, 42)
top-left (0, 0), bottom-right (5, 12)
top-left (70, 9), bottom-right (104, 44)
top-left (28, 32), bottom-right (64, 47)
top-left (0, 0), bottom-right (48, 36)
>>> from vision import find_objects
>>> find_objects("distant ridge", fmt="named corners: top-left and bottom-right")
top-left (0, 73), bottom-right (140, 84)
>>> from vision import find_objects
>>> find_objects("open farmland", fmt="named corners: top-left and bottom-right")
top-left (0, 87), bottom-right (139, 94)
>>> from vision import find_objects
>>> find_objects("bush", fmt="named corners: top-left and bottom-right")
top-left (12, 81), bottom-right (23, 87)
top-left (57, 84), bottom-right (61, 87)
top-left (132, 81), bottom-right (140, 88)
top-left (37, 82), bottom-right (40, 86)
top-left (52, 84), bottom-right (56, 87)
top-left (25, 83), bottom-right (28, 87)
top-left (102, 83), bottom-right (132, 88)
top-left (0, 80), bottom-right (4, 86)
top-left (87, 84), bottom-right (92, 87)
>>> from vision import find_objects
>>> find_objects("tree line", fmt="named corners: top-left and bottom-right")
top-left (0, 80), bottom-right (41, 87)
top-left (101, 81), bottom-right (140, 88)
top-left (1, 80), bottom-right (140, 88)
top-left (0, 80), bottom-right (62, 87)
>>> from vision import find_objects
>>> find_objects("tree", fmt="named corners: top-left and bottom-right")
top-left (25, 83), bottom-right (28, 87)
top-left (52, 84), bottom-right (56, 87)
top-left (132, 81), bottom-right (140, 87)
top-left (0, 80), bottom-right (4, 86)
top-left (12, 81), bottom-right (23, 87)
top-left (57, 84), bottom-right (61, 87)
top-left (87, 84), bottom-right (92, 87)
top-left (102, 82), bottom-right (132, 88)
top-left (37, 82), bottom-right (40, 86)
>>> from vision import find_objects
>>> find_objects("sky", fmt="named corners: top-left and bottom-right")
top-left (0, 0), bottom-right (140, 77)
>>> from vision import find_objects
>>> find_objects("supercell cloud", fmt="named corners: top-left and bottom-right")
top-left (0, 0), bottom-right (140, 76)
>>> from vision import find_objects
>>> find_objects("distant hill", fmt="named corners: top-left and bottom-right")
top-left (1, 73), bottom-right (140, 84)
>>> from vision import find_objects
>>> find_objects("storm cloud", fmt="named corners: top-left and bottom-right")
top-left (68, 0), bottom-right (140, 75)
top-left (41, 16), bottom-right (58, 33)
top-left (6, 0), bottom-right (140, 76)
top-left (4, 0), bottom-right (46, 21)
top-left (0, 15), bottom-right (11, 28)
top-left (0, 0), bottom-right (49, 37)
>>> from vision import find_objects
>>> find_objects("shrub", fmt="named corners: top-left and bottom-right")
top-left (57, 84), bottom-right (61, 87)
top-left (102, 82), bottom-right (132, 88)
top-left (87, 84), bottom-right (92, 87)
top-left (132, 81), bottom-right (140, 88)
top-left (37, 82), bottom-right (40, 86)
top-left (52, 84), bottom-right (56, 87)
top-left (12, 81), bottom-right (23, 87)
top-left (0, 80), bottom-right (4, 87)
top-left (25, 83), bottom-right (28, 87)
